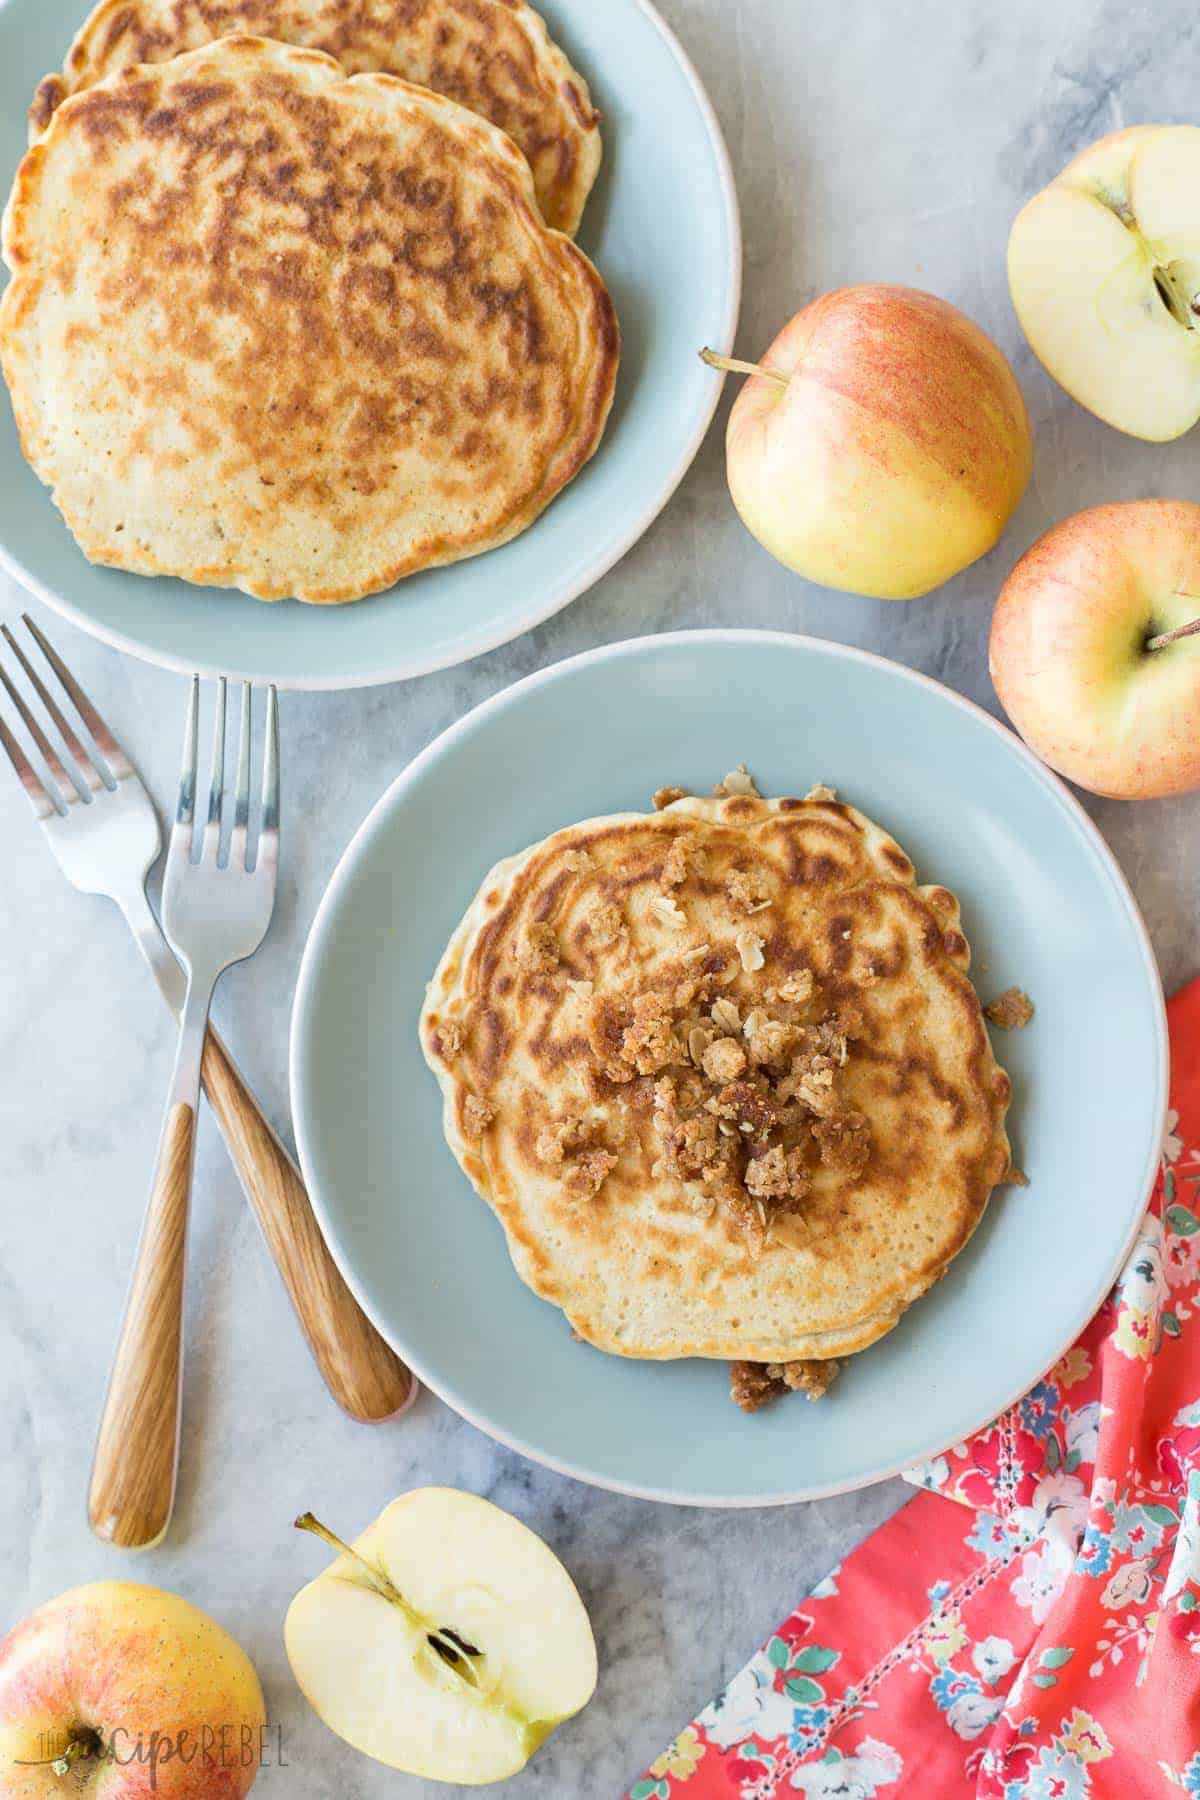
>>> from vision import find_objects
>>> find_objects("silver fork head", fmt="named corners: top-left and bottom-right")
top-left (162, 678), bottom-right (280, 982)
top-left (0, 615), bottom-right (160, 901)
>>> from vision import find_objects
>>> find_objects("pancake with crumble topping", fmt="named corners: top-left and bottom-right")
top-left (1, 36), bottom-right (618, 604)
top-left (420, 777), bottom-right (1013, 1382)
top-left (29, 0), bottom-right (603, 236)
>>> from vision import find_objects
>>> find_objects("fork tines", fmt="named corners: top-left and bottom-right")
top-left (174, 675), bottom-right (279, 870)
top-left (0, 614), bottom-right (125, 817)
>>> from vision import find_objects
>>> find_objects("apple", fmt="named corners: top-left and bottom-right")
top-left (702, 285), bottom-right (1032, 599)
top-left (990, 499), bottom-right (1200, 798)
top-left (286, 1490), bottom-right (597, 1786)
top-left (0, 1582), bottom-right (265, 1796)
top-left (1008, 125), bottom-right (1200, 440)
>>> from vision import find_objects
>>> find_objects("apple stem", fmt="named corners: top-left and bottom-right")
top-left (294, 1513), bottom-right (482, 1689)
top-left (699, 347), bottom-right (789, 390)
top-left (1146, 602), bottom-right (1200, 652)
top-left (18, 1731), bottom-right (102, 1777)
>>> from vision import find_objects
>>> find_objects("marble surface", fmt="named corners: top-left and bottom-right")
top-left (1, 0), bottom-right (1197, 1792)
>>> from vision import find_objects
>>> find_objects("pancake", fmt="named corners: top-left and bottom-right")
top-left (421, 780), bottom-right (1013, 1372)
top-left (29, 0), bottom-right (602, 235)
top-left (1, 37), bottom-right (619, 605)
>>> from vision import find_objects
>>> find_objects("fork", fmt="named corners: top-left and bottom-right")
top-left (86, 675), bottom-right (287, 1548)
top-left (0, 621), bottom-right (413, 1508)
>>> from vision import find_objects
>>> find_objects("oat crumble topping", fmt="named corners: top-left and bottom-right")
top-left (621, 991), bottom-right (681, 1076)
top-left (660, 835), bottom-right (692, 888)
top-left (650, 894), bottom-right (688, 929)
top-left (463, 1096), bottom-right (495, 1138)
top-left (713, 764), bottom-right (760, 799)
top-left (729, 1357), bottom-right (841, 1412)
top-left (564, 1149), bottom-right (619, 1199)
top-left (735, 929), bottom-right (766, 973)
top-left (588, 900), bottom-right (627, 948)
top-left (726, 867), bottom-right (773, 912)
top-left (653, 785), bottom-right (689, 811)
top-left (702, 1037), bottom-right (748, 1082)
top-left (985, 987), bottom-right (1035, 1030)
top-left (436, 1019), bottom-right (464, 1060)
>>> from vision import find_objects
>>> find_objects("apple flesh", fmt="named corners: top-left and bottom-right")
top-left (707, 285), bottom-right (1032, 599)
top-left (0, 1582), bottom-right (266, 1797)
top-left (990, 499), bottom-right (1200, 798)
top-left (1008, 125), bottom-right (1200, 440)
top-left (285, 1488), bottom-right (597, 1786)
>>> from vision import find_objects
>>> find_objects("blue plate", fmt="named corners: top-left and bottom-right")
top-left (290, 632), bottom-right (1168, 1505)
top-left (0, 0), bottom-right (739, 688)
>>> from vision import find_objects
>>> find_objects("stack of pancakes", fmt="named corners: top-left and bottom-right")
top-left (1, 2), bottom-right (618, 603)
top-left (421, 779), bottom-right (1013, 1410)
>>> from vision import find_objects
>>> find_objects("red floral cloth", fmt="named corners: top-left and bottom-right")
top-left (628, 982), bottom-right (1200, 1799)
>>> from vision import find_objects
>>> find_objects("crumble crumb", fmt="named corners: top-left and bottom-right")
top-left (650, 894), bottom-right (688, 928)
top-left (463, 1096), bottom-right (495, 1138)
top-left (436, 1019), bottom-right (464, 1060)
top-left (736, 928), bottom-right (766, 973)
top-left (711, 997), bottom-right (742, 1035)
top-left (703, 1037), bottom-right (748, 1082)
top-left (729, 1358), bottom-right (840, 1412)
top-left (536, 1118), bottom-right (585, 1166)
top-left (562, 848), bottom-right (595, 873)
top-left (565, 1149), bottom-right (618, 1199)
top-left (745, 1144), bottom-right (810, 1203)
top-left (588, 900), bottom-right (627, 948)
top-left (516, 922), bottom-right (559, 972)
top-left (811, 1110), bottom-right (871, 1177)
top-left (770, 970), bottom-right (815, 1007)
top-left (985, 987), bottom-right (1035, 1030)
top-left (713, 763), bottom-right (761, 799)
top-left (621, 992), bottom-right (680, 1076)
top-left (688, 1024), bottom-right (714, 1066)
top-left (726, 867), bottom-right (773, 913)
top-left (660, 836), bottom-right (692, 888)
top-left (653, 785), bottom-right (689, 811)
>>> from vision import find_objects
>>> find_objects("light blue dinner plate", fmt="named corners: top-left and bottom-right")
top-left (291, 632), bottom-right (1168, 1505)
top-left (0, 0), bottom-right (739, 688)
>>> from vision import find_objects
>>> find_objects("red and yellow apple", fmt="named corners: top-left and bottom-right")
top-left (704, 285), bottom-right (1032, 599)
top-left (286, 1490), bottom-right (597, 1786)
top-left (990, 499), bottom-right (1200, 798)
top-left (0, 1582), bottom-right (266, 1796)
top-left (1009, 126), bottom-right (1200, 440)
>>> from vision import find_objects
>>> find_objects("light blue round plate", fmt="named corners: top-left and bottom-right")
top-left (0, 0), bottom-right (739, 688)
top-left (291, 632), bottom-right (1167, 1505)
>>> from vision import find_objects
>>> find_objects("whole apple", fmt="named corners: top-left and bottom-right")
top-left (706, 285), bottom-right (1032, 599)
top-left (990, 500), bottom-right (1200, 799)
top-left (0, 1583), bottom-right (266, 1797)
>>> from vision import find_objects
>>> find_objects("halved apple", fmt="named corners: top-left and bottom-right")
top-left (1008, 125), bottom-right (1200, 440)
top-left (285, 1489), bottom-right (597, 1786)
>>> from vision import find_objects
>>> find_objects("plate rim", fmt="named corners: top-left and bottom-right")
top-left (290, 627), bottom-right (1169, 1505)
top-left (0, 0), bottom-right (742, 691)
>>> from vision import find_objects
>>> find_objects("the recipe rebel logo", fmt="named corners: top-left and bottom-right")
top-left (16, 1721), bottom-right (289, 1787)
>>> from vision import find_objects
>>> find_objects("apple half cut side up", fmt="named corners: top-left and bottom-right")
top-left (1008, 125), bottom-right (1200, 441)
top-left (286, 1489), bottom-right (597, 1786)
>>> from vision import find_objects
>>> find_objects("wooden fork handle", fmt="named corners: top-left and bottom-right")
top-left (89, 1102), bottom-right (194, 1550)
top-left (199, 1030), bottom-right (414, 1423)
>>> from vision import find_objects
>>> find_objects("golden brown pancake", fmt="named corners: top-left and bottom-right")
top-left (421, 783), bottom-right (1012, 1369)
top-left (1, 37), bottom-right (619, 604)
top-left (30, 0), bottom-right (603, 235)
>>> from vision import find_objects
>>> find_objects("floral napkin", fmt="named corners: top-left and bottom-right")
top-left (627, 980), bottom-right (1200, 1799)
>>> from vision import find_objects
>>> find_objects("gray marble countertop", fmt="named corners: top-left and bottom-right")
top-left (1, 0), bottom-right (1196, 1793)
